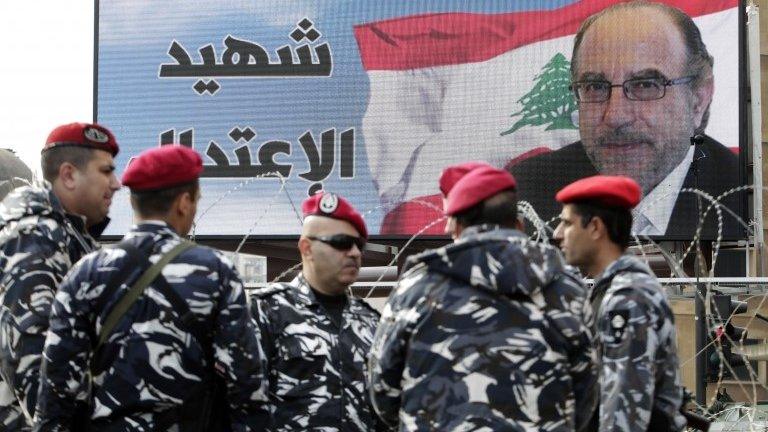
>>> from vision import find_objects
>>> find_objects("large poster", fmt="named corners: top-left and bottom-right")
top-left (97, 0), bottom-right (744, 239)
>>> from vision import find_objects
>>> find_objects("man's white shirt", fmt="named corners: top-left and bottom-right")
top-left (632, 146), bottom-right (694, 235)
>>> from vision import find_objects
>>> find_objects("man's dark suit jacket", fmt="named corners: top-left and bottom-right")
top-left (509, 135), bottom-right (744, 239)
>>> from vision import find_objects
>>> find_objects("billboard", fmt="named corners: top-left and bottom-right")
top-left (97, 0), bottom-right (745, 239)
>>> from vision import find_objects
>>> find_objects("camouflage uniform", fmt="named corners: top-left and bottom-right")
top-left (586, 254), bottom-right (686, 432)
top-left (369, 225), bottom-right (597, 431)
top-left (33, 221), bottom-right (269, 431)
top-left (250, 274), bottom-right (383, 431)
top-left (0, 186), bottom-right (103, 431)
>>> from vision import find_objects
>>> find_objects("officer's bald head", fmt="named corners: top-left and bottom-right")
top-left (301, 215), bottom-right (360, 238)
top-left (301, 215), bottom-right (329, 238)
top-left (299, 215), bottom-right (362, 295)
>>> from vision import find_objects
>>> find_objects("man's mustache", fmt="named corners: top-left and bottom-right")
top-left (595, 131), bottom-right (654, 147)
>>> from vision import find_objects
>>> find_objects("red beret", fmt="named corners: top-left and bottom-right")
top-left (122, 145), bottom-right (203, 191)
top-left (302, 192), bottom-right (368, 238)
top-left (556, 175), bottom-right (641, 209)
top-left (44, 122), bottom-right (119, 156)
top-left (439, 161), bottom-right (492, 196)
top-left (445, 166), bottom-right (517, 216)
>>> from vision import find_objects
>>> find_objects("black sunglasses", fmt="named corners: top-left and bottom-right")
top-left (307, 234), bottom-right (366, 251)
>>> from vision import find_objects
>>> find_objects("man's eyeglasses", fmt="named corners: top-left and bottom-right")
top-left (307, 234), bottom-right (366, 251)
top-left (570, 75), bottom-right (696, 103)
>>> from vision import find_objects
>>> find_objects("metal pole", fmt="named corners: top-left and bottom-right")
top-left (747, 5), bottom-right (764, 275)
top-left (691, 136), bottom-right (707, 405)
top-left (694, 281), bottom-right (707, 405)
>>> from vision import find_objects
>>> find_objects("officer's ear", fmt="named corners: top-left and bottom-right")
top-left (298, 236), bottom-right (313, 260)
top-left (57, 162), bottom-right (81, 190)
top-left (588, 215), bottom-right (607, 241)
top-left (451, 221), bottom-right (464, 240)
top-left (176, 190), bottom-right (196, 218)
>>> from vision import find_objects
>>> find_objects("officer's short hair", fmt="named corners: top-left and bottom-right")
top-left (130, 179), bottom-right (199, 217)
top-left (454, 189), bottom-right (518, 229)
top-left (41, 146), bottom-right (96, 183)
top-left (571, 200), bottom-right (633, 249)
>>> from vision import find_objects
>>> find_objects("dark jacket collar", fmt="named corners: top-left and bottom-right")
top-left (290, 274), bottom-right (372, 316)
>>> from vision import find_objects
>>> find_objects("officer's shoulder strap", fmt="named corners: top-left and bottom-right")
top-left (151, 246), bottom-right (211, 351)
top-left (96, 240), bottom-right (195, 353)
top-left (91, 239), bottom-right (147, 321)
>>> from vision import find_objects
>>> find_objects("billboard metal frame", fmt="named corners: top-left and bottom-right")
top-left (93, 0), bottom-right (750, 243)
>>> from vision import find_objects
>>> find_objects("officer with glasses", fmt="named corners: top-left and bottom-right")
top-left (249, 192), bottom-right (385, 431)
top-left (511, 0), bottom-right (740, 239)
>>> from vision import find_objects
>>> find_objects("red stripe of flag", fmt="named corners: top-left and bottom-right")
top-left (354, 0), bottom-right (737, 71)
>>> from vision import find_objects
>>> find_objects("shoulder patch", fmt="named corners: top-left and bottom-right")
top-left (606, 309), bottom-right (630, 344)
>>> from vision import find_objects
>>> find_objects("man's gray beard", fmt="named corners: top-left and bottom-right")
top-left (585, 136), bottom-right (689, 195)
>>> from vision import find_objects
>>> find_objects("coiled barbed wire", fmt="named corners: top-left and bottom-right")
top-left (196, 176), bottom-right (768, 419)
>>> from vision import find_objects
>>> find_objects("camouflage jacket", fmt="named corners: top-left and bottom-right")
top-left (33, 221), bottom-right (269, 432)
top-left (587, 255), bottom-right (686, 432)
top-left (249, 275), bottom-right (383, 431)
top-left (368, 225), bottom-right (597, 431)
top-left (0, 186), bottom-right (101, 431)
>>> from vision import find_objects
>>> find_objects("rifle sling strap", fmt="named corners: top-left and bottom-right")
top-left (96, 240), bottom-right (195, 352)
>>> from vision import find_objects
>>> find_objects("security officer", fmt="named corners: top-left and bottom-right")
top-left (552, 175), bottom-right (685, 431)
top-left (441, 162), bottom-right (587, 285)
top-left (438, 162), bottom-right (491, 238)
top-left (369, 166), bottom-right (597, 431)
top-left (0, 123), bottom-right (121, 431)
top-left (33, 145), bottom-right (268, 431)
top-left (250, 192), bottom-right (383, 431)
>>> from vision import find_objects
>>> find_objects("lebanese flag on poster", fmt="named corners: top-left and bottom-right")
top-left (353, 0), bottom-right (739, 235)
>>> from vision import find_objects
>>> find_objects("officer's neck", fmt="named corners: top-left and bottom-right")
top-left (303, 271), bottom-right (347, 297)
top-left (135, 214), bottom-right (186, 235)
top-left (52, 182), bottom-right (91, 227)
top-left (587, 241), bottom-right (623, 278)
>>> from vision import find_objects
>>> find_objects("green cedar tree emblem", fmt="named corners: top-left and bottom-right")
top-left (501, 53), bottom-right (578, 136)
